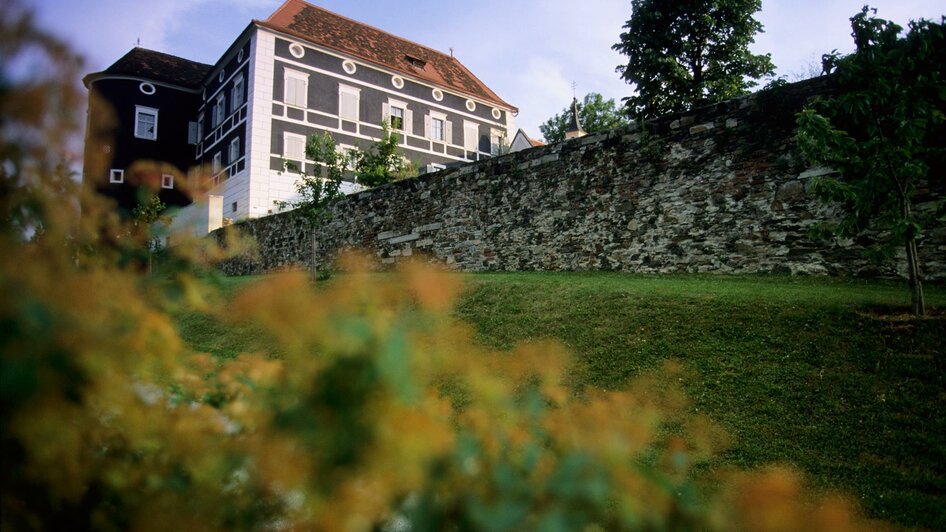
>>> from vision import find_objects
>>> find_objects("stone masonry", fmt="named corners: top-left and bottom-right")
top-left (216, 77), bottom-right (945, 280)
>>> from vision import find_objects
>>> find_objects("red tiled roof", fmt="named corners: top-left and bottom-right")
top-left (530, 137), bottom-right (545, 147)
top-left (256, 0), bottom-right (516, 111)
top-left (84, 48), bottom-right (212, 89)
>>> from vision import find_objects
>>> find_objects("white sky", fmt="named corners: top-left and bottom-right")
top-left (29, 0), bottom-right (946, 140)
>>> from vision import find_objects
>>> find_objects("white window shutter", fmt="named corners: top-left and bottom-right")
top-left (405, 110), bottom-right (413, 134)
top-left (382, 102), bottom-right (390, 121)
top-left (445, 120), bottom-right (453, 144)
top-left (286, 78), bottom-right (296, 106)
top-left (424, 114), bottom-right (431, 138)
top-left (188, 122), bottom-right (198, 145)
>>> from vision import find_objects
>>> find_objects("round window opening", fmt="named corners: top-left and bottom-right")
top-left (289, 43), bottom-right (305, 59)
top-left (139, 82), bottom-right (156, 95)
top-left (492, 108), bottom-right (502, 120)
top-left (465, 99), bottom-right (476, 112)
top-left (237, 49), bottom-right (244, 62)
top-left (218, 71), bottom-right (224, 82)
top-left (342, 60), bottom-right (357, 74)
top-left (392, 75), bottom-right (404, 89)
top-left (432, 88), bottom-right (444, 101)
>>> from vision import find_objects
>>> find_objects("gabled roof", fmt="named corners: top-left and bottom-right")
top-left (566, 97), bottom-right (585, 136)
top-left (84, 47), bottom-right (212, 89)
top-left (256, 0), bottom-right (516, 111)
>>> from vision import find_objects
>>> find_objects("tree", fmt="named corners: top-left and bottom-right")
top-left (132, 193), bottom-right (168, 275)
top-left (278, 132), bottom-right (346, 224)
top-left (351, 120), bottom-right (416, 187)
top-left (613, 0), bottom-right (775, 120)
top-left (539, 92), bottom-right (631, 143)
top-left (796, 7), bottom-right (945, 316)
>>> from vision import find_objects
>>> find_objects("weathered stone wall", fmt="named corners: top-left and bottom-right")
top-left (216, 78), bottom-right (945, 279)
top-left (216, 214), bottom-right (314, 276)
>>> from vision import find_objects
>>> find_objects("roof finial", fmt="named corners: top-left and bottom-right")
top-left (135, 37), bottom-right (141, 48)
top-left (572, 81), bottom-right (577, 100)
top-left (449, 47), bottom-right (454, 57)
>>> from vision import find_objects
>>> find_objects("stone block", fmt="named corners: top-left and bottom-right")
top-left (388, 233), bottom-right (420, 245)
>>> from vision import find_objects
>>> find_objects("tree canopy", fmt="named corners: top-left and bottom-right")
top-left (539, 92), bottom-right (630, 143)
top-left (796, 7), bottom-right (946, 315)
top-left (613, 0), bottom-right (775, 120)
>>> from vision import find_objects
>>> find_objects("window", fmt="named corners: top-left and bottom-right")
top-left (431, 88), bottom-right (443, 101)
top-left (212, 152), bottom-right (222, 174)
top-left (196, 113), bottom-right (203, 140)
top-left (188, 122), bottom-right (198, 145)
top-left (229, 137), bottom-right (240, 163)
top-left (139, 82), bottom-right (155, 95)
top-left (390, 106), bottom-right (404, 130)
top-left (464, 121), bottom-right (479, 151)
top-left (338, 85), bottom-right (360, 121)
top-left (465, 99), bottom-right (476, 112)
top-left (490, 129), bottom-right (504, 156)
top-left (492, 108), bottom-right (502, 120)
top-left (284, 132), bottom-right (306, 163)
top-left (134, 106), bottom-right (158, 140)
top-left (231, 74), bottom-right (244, 111)
top-left (161, 174), bottom-right (174, 189)
top-left (214, 94), bottom-right (226, 127)
top-left (109, 169), bottom-right (124, 183)
top-left (427, 111), bottom-right (449, 142)
top-left (342, 60), bottom-right (357, 75)
top-left (284, 69), bottom-right (308, 108)
top-left (289, 43), bottom-right (305, 58)
top-left (391, 75), bottom-right (404, 89)
top-left (232, 201), bottom-right (238, 213)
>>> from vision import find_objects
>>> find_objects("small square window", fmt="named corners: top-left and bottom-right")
top-left (134, 106), bottom-right (158, 140)
top-left (161, 174), bottom-right (174, 189)
top-left (109, 169), bottom-right (124, 183)
top-left (231, 201), bottom-right (238, 213)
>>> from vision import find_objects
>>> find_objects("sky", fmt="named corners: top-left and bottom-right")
top-left (27, 0), bottom-right (946, 140)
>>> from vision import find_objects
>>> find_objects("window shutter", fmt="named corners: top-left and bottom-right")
top-left (382, 102), bottom-right (390, 121)
top-left (445, 120), bottom-right (453, 144)
top-left (188, 122), bottom-right (198, 145)
top-left (286, 78), bottom-right (296, 106)
top-left (405, 110), bottom-right (413, 134)
top-left (424, 114), bottom-right (431, 138)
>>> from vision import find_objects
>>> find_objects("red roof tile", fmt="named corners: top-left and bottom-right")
top-left (256, 0), bottom-right (516, 111)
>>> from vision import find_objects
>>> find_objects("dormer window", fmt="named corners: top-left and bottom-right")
top-left (405, 55), bottom-right (426, 69)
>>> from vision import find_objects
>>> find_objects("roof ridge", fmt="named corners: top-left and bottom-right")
top-left (280, 0), bottom-right (458, 62)
top-left (124, 46), bottom-right (213, 68)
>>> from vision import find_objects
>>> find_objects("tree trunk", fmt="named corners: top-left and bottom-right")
top-left (311, 228), bottom-right (318, 281)
top-left (904, 235), bottom-right (925, 316)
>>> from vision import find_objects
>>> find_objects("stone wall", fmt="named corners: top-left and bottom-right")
top-left (216, 77), bottom-right (945, 279)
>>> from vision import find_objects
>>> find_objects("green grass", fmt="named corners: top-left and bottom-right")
top-left (174, 272), bottom-right (945, 529)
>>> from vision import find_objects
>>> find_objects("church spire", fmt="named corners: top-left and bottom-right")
top-left (564, 92), bottom-right (586, 140)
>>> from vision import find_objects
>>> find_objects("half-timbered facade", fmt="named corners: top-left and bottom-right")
top-left (83, 0), bottom-right (517, 220)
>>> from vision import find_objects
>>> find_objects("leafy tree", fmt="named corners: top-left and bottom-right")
top-left (613, 0), bottom-right (775, 120)
top-left (351, 120), bottom-right (417, 187)
top-left (539, 92), bottom-right (631, 143)
top-left (796, 7), bottom-right (945, 316)
top-left (132, 193), bottom-right (167, 275)
top-left (277, 131), bottom-right (346, 224)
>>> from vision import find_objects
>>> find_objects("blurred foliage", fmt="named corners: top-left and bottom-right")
top-left (0, 1), bottom-right (884, 530)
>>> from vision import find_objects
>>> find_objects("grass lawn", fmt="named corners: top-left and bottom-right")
top-left (176, 273), bottom-right (945, 529)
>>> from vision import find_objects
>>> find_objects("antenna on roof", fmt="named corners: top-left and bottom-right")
top-left (135, 37), bottom-right (141, 48)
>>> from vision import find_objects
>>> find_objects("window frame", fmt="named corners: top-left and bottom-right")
top-left (229, 137), bottom-right (240, 163)
top-left (338, 84), bottom-right (361, 122)
top-left (284, 68), bottom-right (309, 109)
top-left (214, 94), bottom-right (226, 127)
top-left (134, 105), bottom-right (158, 140)
top-left (161, 173), bottom-right (174, 189)
top-left (283, 132), bottom-right (307, 164)
top-left (109, 169), bottom-right (124, 183)
top-left (231, 74), bottom-right (244, 112)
